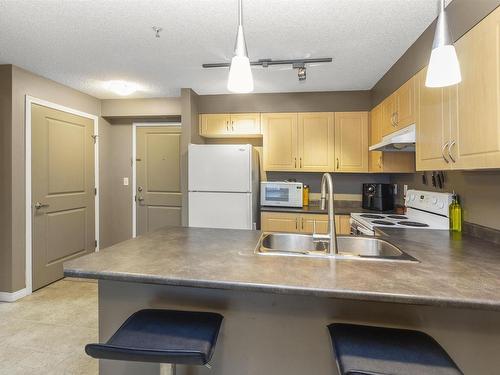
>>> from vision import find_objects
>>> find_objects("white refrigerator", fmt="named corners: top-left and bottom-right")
top-left (188, 144), bottom-right (259, 230)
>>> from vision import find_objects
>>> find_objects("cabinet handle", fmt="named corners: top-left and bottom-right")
top-left (294, 157), bottom-right (297, 168)
top-left (231, 120), bottom-right (234, 132)
top-left (336, 158), bottom-right (340, 169)
top-left (394, 111), bottom-right (399, 126)
top-left (390, 113), bottom-right (395, 127)
top-left (448, 140), bottom-right (456, 163)
top-left (378, 155), bottom-right (382, 169)
top-left (226, 121), bottom-right (229, 132)
top-left (301, 217), bottom-right (304, 230)
top-left (441, 142), bottom-right (450, 163)
top-left (295, 218), bottom-right (298, 230)
top-left (299, 157), bottom-right (302, 168)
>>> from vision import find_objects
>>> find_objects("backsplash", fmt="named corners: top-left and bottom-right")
top-left (391, 170), bottom-right (500, 231)
top-left (266, 172), bottom-right (391, 194)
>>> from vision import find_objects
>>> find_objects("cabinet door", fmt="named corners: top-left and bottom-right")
top-left (229, 113), bottom-right (261, 136)
top-left (301, 214), bottom-right (329, 234)
top-left (335, 215), bottom-right (352, 235)
top-left (369, 105), bottom-right (383, 173)
top-left (381, 95), bottom-right (397, 136)
top-left (415, 68), bottom-right (452, 171)
top-left (200, 114), bottom-right (231, 137)
top-left (453, 7), bottom-right (500, 169)
top-left (263, 113), bottom-right (298, 171)
top-left (395, 76), bottom-right (416, 128)
top-left (297, 112), bottom-right (335, 171)
top-left (334, 112), bottom-right (369, 172)
top-left (261, 212), bottom-right (300, 233)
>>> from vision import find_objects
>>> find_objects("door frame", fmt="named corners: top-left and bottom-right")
top-left (131, 122), bottom-right (181, 238)
top-left (25, 95), bottom-right (100, 295)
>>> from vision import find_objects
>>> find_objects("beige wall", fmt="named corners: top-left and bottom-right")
top-left (198, 90), bottom-right (371, 113)
top-left (0, 66), bottom-right (13, 293)
top-left (101, 97), bottom-right (181, 118)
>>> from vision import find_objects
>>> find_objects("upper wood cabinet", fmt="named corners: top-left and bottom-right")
top-left (263, 112), bottom-right (334, 172)
top-left (199, 113), bottom-right (261, 138)
top-left (416, 6), bottom-right (500, 171)
top-left (380, 76), bottom-right (417, 137)
top-left (334, 112), bottom-right (369, 172)
top-left (453, 6), bottom-right (500, 170)
top-left (369, 105), bottom-right (415, 173)
top-left (262, 113), bottom-right (298, 171)
top-left (297, 112), bottom-right (335, 172)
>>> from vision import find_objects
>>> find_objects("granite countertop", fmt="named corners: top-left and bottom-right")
top-left (65, 226), bottom-right (500, 311)
top-left (260, 201), bottom-right (394, 215)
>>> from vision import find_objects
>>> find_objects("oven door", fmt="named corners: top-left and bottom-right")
top-left (350, 218), bottom-right (375, 236)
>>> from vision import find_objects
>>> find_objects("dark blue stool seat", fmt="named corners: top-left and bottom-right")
top-left (328, 323), bottom-right (463, 375)
top-left (86, 309), bottom-right (223, 365)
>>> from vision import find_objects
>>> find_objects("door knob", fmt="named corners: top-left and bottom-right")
top-left (34, 202), bottom-right (49, 209)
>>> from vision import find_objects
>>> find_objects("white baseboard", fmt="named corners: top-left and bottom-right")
top-left (0, 288), bottom-right (27, 302)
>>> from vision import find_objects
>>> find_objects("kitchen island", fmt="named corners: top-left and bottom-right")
top-left (65, 226), bottom-right (500, 375)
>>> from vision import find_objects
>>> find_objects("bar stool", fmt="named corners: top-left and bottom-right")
top-left (328, 323), bottom-right (463, 375)
top-left (86, 309), bottom-right (223, 374)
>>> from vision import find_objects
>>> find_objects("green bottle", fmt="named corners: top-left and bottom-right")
top-left (449, 192), bottom-right (462, 232)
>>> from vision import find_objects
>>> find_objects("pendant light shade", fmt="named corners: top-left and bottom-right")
top-left (227, 0), bottom-right (253, 93)
top-left (426, 0), bottom-right (461, 87)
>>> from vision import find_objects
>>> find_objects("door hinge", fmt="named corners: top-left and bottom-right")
top-left (94, 239), bottom-right (97, 248)
top-left (91, 135), bottom-right (98, 144)
top-left (94, 187), bottom-right (97, 196)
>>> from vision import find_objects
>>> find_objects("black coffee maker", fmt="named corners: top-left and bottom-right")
top-left (362, 183), bottom-right (394, 211)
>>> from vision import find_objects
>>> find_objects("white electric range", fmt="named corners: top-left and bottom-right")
top-left (350, 189), bottom-right (453, 236)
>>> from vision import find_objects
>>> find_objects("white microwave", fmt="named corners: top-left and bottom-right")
top-left (260, 181), bottom-right (303, 208)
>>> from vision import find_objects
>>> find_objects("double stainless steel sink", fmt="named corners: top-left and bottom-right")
top-left (256, 233), bottom-right (418, 262)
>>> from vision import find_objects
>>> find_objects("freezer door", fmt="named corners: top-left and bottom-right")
top-left (188, 192), bottom-right (253, 230)
top-left (189, 144), bottom-right (252, 192)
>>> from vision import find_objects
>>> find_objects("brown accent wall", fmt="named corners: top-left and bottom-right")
top-left (371, 0), bottom-right (500, 106)
top-left (0, 65), bottom-right (102, 293)
top-left (198, 90), bottom-right (371, 113)
top-left (180, 88), bottom-right (205, 226)
top-left (0, 66), bottom-right (13, 293)
top-left (392, 171), bottom-right (500, 231)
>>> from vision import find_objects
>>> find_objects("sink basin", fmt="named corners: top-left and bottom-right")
top-left (257, 233), bottom-right (418, 262)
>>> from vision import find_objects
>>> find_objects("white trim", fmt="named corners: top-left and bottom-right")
top-left (25, 96), bottom-right (99, 296)
top-left (0, 289), bottom-right (28, 302)
top-left (131, 122), bottom-right (181, 238)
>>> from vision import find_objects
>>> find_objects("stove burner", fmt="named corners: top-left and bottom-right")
top-left (387, 215), bottom-right (408, 220)
top-left (398, 221), bottom-right (429, 227)
top-left (360, 214), bottom-right (384, 219)
top-left (371, 220), bottom-right (396, 225)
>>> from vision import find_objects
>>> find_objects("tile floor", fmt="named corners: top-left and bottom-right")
top-left (0, 279), bottom-right (98, 374)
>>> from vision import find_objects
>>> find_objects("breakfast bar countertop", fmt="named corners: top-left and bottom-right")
top-left (64, 225), bottom-right (500, 311)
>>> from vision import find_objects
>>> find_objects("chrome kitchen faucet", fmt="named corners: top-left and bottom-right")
top-left (313, 173), bottom-right (338, 254)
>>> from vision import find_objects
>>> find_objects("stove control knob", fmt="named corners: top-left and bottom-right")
top-left (432, 197), bottom-right (438, 205)
top-left (437, 200), bottom-right (445, 209)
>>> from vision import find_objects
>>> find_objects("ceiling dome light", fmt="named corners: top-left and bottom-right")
top-left (227, 0), bottom-right (253, 93)
top-left (426, 0), bottom-right (461, 88)
top-left (103, 80), bottom-right (139, 96)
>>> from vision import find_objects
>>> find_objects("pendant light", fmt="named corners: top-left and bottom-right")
top-left (425, 0), bottom-right (461, 87)
top-left (227, 0), bottom-right (254, 93)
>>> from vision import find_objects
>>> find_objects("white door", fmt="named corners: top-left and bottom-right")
top-left (188, 192), bottom-right (253, 229)
top-left (188, 144), bottom-right (251, 192)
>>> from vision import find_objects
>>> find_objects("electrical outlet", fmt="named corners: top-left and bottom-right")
top-left (123, 177), bottom-right (129, 186)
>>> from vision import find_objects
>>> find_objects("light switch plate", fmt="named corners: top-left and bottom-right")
top-left (123, 177), bottom-right (129, 186)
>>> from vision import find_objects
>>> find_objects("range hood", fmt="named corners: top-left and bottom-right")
top-left (369, 124), bottom-right (416, 152)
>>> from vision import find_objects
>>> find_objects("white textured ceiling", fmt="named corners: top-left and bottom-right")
top-left (0, 0), bottom-right (450, 98)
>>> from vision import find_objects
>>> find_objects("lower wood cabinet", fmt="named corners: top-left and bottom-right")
top-left (261, 212), bottom-right (351, 235)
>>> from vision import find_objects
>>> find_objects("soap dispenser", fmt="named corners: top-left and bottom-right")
top-left (449, 191), bottom-right (462, 232)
